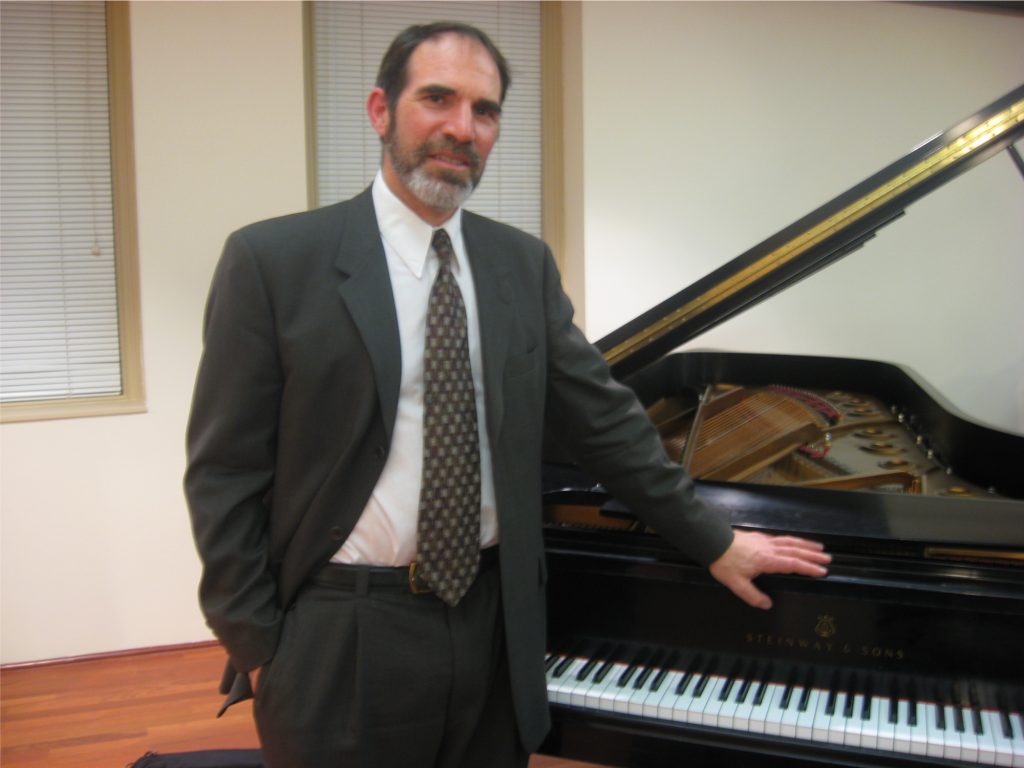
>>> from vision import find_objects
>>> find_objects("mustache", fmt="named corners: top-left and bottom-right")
top-left (417, 137), bottom-right (480, 170)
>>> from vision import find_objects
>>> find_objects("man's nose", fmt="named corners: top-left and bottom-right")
top-left (444, 102), bottom-right (475, 143)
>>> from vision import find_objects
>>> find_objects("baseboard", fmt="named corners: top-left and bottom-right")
top-left (0, 638), bottom-right (221, 671)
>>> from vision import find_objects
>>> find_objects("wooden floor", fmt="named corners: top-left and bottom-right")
top-left (0, 643), bottom-right (602, 768)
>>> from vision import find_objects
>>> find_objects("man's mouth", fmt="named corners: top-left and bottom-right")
top-left (429, 152), bottom-right (472, 170)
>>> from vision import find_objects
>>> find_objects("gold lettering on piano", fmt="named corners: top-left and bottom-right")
top-left (744, 631), bottom-right (905, 661)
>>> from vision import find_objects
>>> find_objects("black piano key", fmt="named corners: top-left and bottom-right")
top-left (649, 651), bottom-right (677, 693)
top-left (843, 671), bottom-right (858, 719)
top-left (906, 678), bottom-right (918, 728)
top-left (969, 682), bottom-right (984, 736)
top-left (592, 643), bottom-right (625, 685)
top-left (860, 675), bottom-right (873, 720)
top-left (692, 656), bottom-right (718, 697)
top-left (633, 649), bottom-right (664, 690)
top-left (934, 683), bottom-right (947, 731)
top-left (753, 662), bottom-right (774, 706)
top-left (675, 652), bottom-right (704, 696)
top-left (593, 659), bottom-right (614, 684)
top-left (719, 658), bottom-right (745, 702)
top-left (544, 653), bottom-right (559, 673)
top-left (735, 659), bottom-right (757, 704)
top-left (998, 691), bottom-right (1014, 739)
top-left (576, 643), bottom-right (610, 681)
top-left (953, 680), bottom-right (968, 733)
top-left (616, 656), bottom-right (642, 688)
top-left (825, 669), bottom-right (842, 716)
top-left (552, 654), bottom-right (575, 678)
top-left (779, 666), bottom-right (799, 710)
top-left (888, 676), bottom-right (900, 724)
top-left (799, 668), bottom-right (815, 713)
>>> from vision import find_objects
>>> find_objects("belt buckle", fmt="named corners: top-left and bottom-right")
top-left (408, 561), bottom-right (433, 594)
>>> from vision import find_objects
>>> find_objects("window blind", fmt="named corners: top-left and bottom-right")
top-left (311, 1), bottom-right (542, 237)
top-left (0, 1), bottom-right (122, 403)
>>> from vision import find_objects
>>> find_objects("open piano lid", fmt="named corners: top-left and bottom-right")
top-left (546, 83), bottom-right (1024, 557)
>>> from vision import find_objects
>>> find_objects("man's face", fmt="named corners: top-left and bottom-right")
top-left (367, 33), bottom-right (502, 225)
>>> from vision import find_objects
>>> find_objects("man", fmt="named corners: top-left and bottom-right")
top-left (185, 21), bottom-right (830, 768)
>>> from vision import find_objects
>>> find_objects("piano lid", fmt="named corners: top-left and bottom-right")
top-left (596, 84), bottom-right (1024, 380)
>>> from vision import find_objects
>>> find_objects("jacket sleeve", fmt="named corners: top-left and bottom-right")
top-left (184, 230), bottom-right (284, 672)
top-left (539, 247), bottom-right (734, 566)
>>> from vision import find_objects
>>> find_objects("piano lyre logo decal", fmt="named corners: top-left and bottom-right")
top-left (815, 614), bottom-right (837, 639)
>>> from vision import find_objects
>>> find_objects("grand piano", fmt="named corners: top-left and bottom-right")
top-left (538, 85), bottom-right (1024, 767)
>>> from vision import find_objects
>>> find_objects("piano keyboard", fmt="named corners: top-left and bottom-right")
top-left (545, 648), bottom-right (1024, 766)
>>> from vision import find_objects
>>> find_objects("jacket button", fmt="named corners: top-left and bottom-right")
top-left (373, 445), bottom-right (386, 460)
top-left (329, 526), bottom-right (344, 541)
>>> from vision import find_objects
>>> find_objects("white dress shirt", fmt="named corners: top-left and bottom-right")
top-left (332, 173), bottom-right (498, 565)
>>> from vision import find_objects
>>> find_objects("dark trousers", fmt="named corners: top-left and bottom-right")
top-left (253, 553), bottom-right (527, 768)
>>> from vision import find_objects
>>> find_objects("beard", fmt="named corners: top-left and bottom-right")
top-left (384, 129), bottom-right (484, 212)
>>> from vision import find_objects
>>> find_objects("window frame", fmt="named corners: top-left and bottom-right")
top-left (1, 2), bottom-right (144, 423)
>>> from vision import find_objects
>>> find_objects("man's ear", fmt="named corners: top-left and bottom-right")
top-left (366, 87), bottom-right (390, 139)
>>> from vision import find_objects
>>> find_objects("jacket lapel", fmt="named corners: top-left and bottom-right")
top-left (333, 189), bottom-right (402, 441)
top-left (463, 213), bottom-right (514, 444)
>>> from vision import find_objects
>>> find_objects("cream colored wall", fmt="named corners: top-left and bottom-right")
top-left (579, 1), bottom-right (1024, 435)
top-left (0, 1), bottom-right (307, 664)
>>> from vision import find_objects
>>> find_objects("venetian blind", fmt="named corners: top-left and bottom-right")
top-left (311, 1), bottom-right (542, 237)
top-left (0, 1), bottom-right (122, 403)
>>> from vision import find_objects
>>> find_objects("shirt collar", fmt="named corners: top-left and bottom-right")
top-left (372, 171), bottom-right (464, 279)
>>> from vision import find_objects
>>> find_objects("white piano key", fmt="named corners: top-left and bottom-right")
top-left (642, 670), bottom-right (681, 719)
top-left (908, 702), bottom-right (929, 756)
top-left (922, 702), bottom-right (946, 759)
top-left (582, 663), bottom-right (619, 710)
top-left (748, 682), bottom-right (781, 735)
top-left (610, 668), bottom-right (641, 714)
top-left (843, 694), bottom-right (865, 747)
top-left (826, 692), bottom-right (847, 745)
top-left (547, 657), bottom-right (585, 705)
top-left (959, 708), bottom-right (980, 764)
top-left (1009, 712), bottom-right (1024, 768)
top-left (986, 709), bottom-right (1016, 767)
top-left (860, 695), bottom-right (881, 750)
top-left (597, 662), bottom-right (631, 712)
top-left (731, 685), bottom-right (758, 733)
top-left (627, 671), bottom-right (657, 717)
top-left (657, 674), bottom-right (691, 721)
top-left (940, 704), bottom-right (961, 762)
top-left (718, 678), bottom-right (747, 730)
top-left (764, 684), bottom-right (787, 736)
top-left (812, 686), bottom-right (834, 742)
top-left (795, 689), bottom-right (821, 741)
top-left (893, 700), bottom-right (913, 753)
top-left (675, 673), bottom-right (718, 724)
top-left (978, 708), bottom-right (999, 766)
top-left (875, 696), bottom-right (896, 753)
top-left (569, 661), bottom-right (601, 709)
top-left (701, 677), bottom-right (730, 726)
top-left (693, 676), bottom-right (725, 726)
top-left (780, 687), bottom-right (803, 738)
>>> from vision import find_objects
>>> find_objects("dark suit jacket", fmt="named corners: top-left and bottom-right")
top-left (184, 188), bottom-right (733, 751)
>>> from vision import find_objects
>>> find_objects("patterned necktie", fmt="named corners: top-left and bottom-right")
top-left (416, 228), bottom-right (481, 606)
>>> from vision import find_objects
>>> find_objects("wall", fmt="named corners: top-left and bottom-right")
top-left (579, 1), bottom-right (1024, 434)
top-left (0, 1), bottom-right (307, 664)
